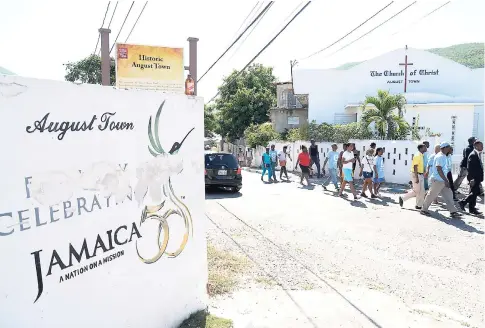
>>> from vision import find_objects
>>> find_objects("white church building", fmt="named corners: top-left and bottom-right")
top-left (293, 47), bottom-right (484, 154)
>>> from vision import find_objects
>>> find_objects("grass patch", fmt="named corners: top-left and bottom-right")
top-left (208, 244), bottom-right (250, 296)
top-left (301, 282), bottom-right (315, 290)
top-left (178, 310), bottom-right (233, 328)
top-left (255, 276), bottom-right (277, 287)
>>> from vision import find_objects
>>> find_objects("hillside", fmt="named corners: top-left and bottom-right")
top-left (428, 43), bottom-right (484, 69)
top-left (334, 43), bottom-right (484, 70)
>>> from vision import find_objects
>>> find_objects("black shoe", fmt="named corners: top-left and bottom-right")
top-left (399, 196), bottom-right (403, 208)
top-left (458, 201), bottom-right (466, 211)
top-left (371, 194), bottom-right (378, 199)
top-left (415, 206), bottom-right (422, 210)
top-left (470, 210), bottom-right (482, 215)
top-left (323, 186), bottom-right (328, 191)
top-left (361, 193), bottom-right (368, 198)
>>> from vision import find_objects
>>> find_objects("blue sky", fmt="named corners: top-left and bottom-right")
top-left (0, 0), bottom-right (483, 100)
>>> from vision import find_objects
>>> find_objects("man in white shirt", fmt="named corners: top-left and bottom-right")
top-left (338, 143), bottom-right (358, 200)
top-left (322, 144), bottom-right (339, 190)
top-left (278, 145), bottom-right (292, 181)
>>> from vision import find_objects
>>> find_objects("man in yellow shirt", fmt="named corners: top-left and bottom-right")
top-left (399, 144), bottom-right (428, 209)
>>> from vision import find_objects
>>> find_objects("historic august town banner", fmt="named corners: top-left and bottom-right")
top-left (116, 43), bottom-right (184, 93)
top-left (0, 75), bottom-right (206, 327)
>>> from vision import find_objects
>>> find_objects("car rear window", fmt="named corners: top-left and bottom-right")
top-left (205, 154), bottom-right (238, 167)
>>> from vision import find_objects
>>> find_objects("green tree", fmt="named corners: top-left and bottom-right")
top-left (204, 104), bottom-right (217, 138)
top-left (361, 90), bottom-right (410, 139)
top-left (215, 64), bottom-right (277, 140)
top-left (244, 122), bottom-right (280, 148)
top-left (64, 54), bottom-right (116, 85)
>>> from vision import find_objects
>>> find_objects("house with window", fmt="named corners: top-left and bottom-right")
top-left (269, 82), bottom-right (308, 133)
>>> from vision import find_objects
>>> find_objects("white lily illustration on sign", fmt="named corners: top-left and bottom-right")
top-left (134, 100), bottom-right (195, 264)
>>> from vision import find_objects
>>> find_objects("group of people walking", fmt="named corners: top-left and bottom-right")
top-left (399, 137), bottom-right (483, 216)
top-left (262, 137), bottom-right (483, 216)
top-left (262, 140), bottom-right (386, 200)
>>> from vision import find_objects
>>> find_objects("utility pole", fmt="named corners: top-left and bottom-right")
top-left (99, 28), bottom-right (111, 86)
top-left (187, 37), bottom-right (199, 95)
top-left (290, 59), bottom-right (298, 92)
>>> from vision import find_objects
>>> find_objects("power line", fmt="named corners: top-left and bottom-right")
top-left (98, 1), bottom-right (118, 55)
top-left (125, 1), bottom-right (148, 42)
top-left (300, 1), bottom-right (394, 61)
top-left (359, 1), bottom-right (451, 53)
top-left (94, 2), bottom-right (111, 55)
top-left (323, 1), bottom-right (417, 59)
top-left (228, 1), bottom-right (277, 61)
top-left (207, 1), bottom-right (312, 104)
top-left (227, 2), bottom-right (265, 60)
top-left (231, 2), bottom-right (261, 41)
top-left (198, 1), bottom-right (274, 83)
top-left (110, 1), bottom-right (135, 54)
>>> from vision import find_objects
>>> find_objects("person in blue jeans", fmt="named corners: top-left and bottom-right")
top-left (261, 147), bottom-right (273, 182)
top-left (322, 143), bottom-right (339, 190)
top-left (373, 147), bottom-right (385, 196)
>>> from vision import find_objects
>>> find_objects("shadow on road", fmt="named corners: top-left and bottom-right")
top-left (205, 188), bottom-right (242, 200)
top-left (406, 208), bottom-right (484, 234)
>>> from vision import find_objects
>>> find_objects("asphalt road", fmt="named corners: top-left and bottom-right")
top-left (205, 171), bottom-right (484, 328)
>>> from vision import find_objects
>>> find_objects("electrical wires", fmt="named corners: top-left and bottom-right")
top-left (97, 1), bottom-right (118, 56)
top-left (125, 1), bottom-right (148, 43)
top-left (93, 2), bottom-right (111, 54)
top-left (323, 1), bottom-right (417, 59)
top-left (198, 2), bottom-right (274, 83)
top-left (207, 1), bottom-right (312, 104)
top-left (357, 1), bottom-right (450, 54)
top-left (109, 1), bottom-right (135, 54)
top-left (300, 1), bottom-right (394, 61)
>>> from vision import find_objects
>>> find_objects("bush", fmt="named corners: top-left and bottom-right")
top-left (333, 122), bottom-right (373, 143)
top-left (287, 121), bottom-right (372, 143)
top-left (244, 122), bottom-right (280, 148)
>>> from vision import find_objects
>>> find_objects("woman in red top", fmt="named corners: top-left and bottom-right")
top-left (295, 145), bottom-right (311, 185)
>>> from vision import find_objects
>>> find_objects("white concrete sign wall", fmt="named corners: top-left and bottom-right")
top-left (0, 76), bottom-right (206, 328)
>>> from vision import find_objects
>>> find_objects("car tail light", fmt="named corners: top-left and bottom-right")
top-left (237, 167), bottom-right (241, 175)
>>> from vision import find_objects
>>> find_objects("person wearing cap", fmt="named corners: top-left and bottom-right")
top-left (309, 139), bottom-right (321, 178)
top-left (454, 137), bottom-right (476, 189)
top-left (458, 140), bottom-right (483, 215)
top-left (426, 144), bottom-right (441, 205)
top-left (421, 142), bottom-right (460, 217)
top-left (399, 143), bottom-right (427, 209)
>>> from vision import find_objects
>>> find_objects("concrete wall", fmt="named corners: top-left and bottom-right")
top-left (0, 75), bottom-right (206, 328)
top-left (474, 105), bottom-right (484, 141)
top-left (270, 107), bottom-right (308, 133)
top-left (248, 138), bottom-right (467, 185)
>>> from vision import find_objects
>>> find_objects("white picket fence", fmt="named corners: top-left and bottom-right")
top-left (247, 138), bottom-right (467, 185)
